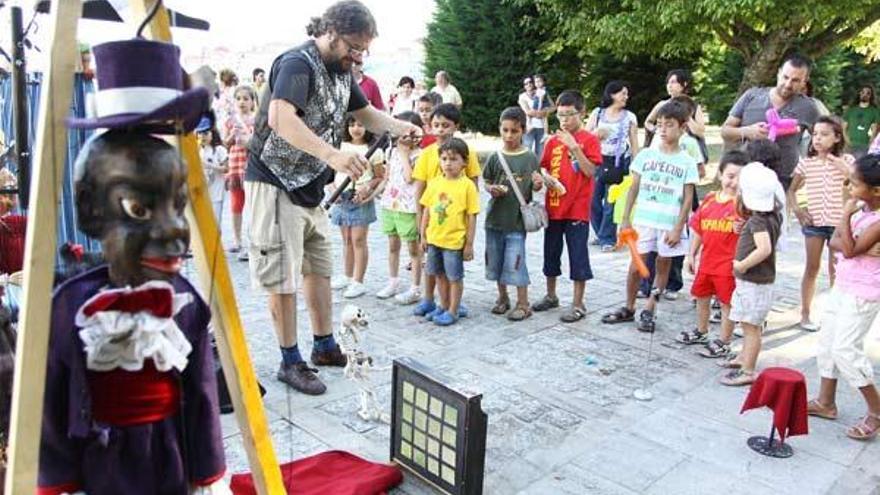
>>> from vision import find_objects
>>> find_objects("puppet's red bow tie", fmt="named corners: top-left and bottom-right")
top-left (81, 285), bottom-right (174, 318)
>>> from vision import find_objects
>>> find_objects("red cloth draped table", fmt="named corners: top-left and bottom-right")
top-left (230, 450), bottom-right (403, 495)
top-left (741, 367), bottom-right (809, 442)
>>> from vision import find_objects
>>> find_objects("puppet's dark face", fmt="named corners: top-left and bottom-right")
top-left (88, 146), bottom-right (189, 287)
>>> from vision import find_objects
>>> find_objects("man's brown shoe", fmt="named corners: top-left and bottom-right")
top-left (311, 345), bottom-right (347, 367)
top-left (277, 362), bottom-right (326, 395)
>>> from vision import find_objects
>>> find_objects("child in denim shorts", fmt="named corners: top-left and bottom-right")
top-left (329, 115), bottom-right (385, 299)
top-left (483, 107), bottom-right (543, 321)
top-left (787, 117), bottom-right (853, 331)
top-left (418, 138), bottom-right (480, 326)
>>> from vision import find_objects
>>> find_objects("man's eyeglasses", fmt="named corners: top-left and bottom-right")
top-left (340, 36), bottom-right (369, 58)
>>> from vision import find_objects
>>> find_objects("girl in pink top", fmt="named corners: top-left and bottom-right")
top-left (788, 116), bottom-right (853, 331)
top-left (808, 153), bottom-right (880, 441)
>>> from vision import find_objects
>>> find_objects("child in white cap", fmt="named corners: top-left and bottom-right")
top-left (720, 162), bottom-right (782, 386)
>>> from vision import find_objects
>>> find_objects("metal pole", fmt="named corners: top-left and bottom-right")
top-left (11, 6), bottom-right (30, 209)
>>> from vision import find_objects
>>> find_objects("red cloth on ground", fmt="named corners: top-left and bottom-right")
top-left (0, 214), bottom-right (26, 274)
top-left (540, 130), bottom-right (602, 222)
top-left (230, 450), bottom-right (403, 495)
top-left (740, 367), bottom-right (809, 441)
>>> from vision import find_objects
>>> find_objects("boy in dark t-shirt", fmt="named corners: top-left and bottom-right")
top-left (482, 107), bottom-right (543, 321)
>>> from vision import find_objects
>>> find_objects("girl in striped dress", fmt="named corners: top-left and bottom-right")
top-left (787, 116), bottom-right (854, 331)
top-left (223, 85), bottom-right (256, 260)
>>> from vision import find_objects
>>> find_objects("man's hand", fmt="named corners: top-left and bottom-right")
top-left (555, 130), bottom-right (578, 150)
top-left (396, 122), bottom-right (423, 140)
top-left (746, 122), bottom-right (769, 140)
top-left (327, 150), bottom-right (368, 179)
top-left (463, 245), bottom-right (474, 261)
top-left (664, 227), bottom-right (683, 247)
top-left (620, 220), bottom-right (631, 232)
top-left (733, 259), bottom-right (746, 274)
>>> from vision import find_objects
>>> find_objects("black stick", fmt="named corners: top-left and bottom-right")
top-left (322, 132), bottom-right (389, 210)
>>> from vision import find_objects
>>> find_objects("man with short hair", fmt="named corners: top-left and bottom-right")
top-left (246, 0), bottom-right (420, 395)
top-left (721, 55), bottom-right (820, 191)
top-left (252, 67), bottom-right (266, 92)
top-left (843, 85), bottom-right (880, 158)
top-left (352, 61), bottom-right (384, 110)
top-left (431, 70), bottom-right (463, 108)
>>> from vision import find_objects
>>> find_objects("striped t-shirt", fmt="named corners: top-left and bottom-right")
top-left (631, 147), bottom-right (700, 231)
top-left (793, 155), bottom-right (852, 228)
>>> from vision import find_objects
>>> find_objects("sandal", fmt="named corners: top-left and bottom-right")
top-left (491, 298), bottom-right (511, 315)
top-left (637, 310), bottom-right (656, 333)
top-left (699, 339), bottom-right (731, 358)
top-left (846, 413), bottom-right (880, 441)
top-left (601, 306), bottom-right (635, 324)
top-left (675, 328), bottom-right (708, 345)
top-left (507, 305), bottom-right (532, 321)
top-left (716, 353), bottom-right (741, 369)
top-left (719, 369), bottom-right (756, 386)
top-left (560, 306), bottom-right (586, 323)
top-left (806, 399), bottom-right (838, 420)
top-left (531, 295), bottom-right (560, 312)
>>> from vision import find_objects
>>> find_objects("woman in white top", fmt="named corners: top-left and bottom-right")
top-left (586, 81), bottom-right (640, 250)
top-left (645, 69), bottom-right (707, 141)
top-left (390, 76), bottom-right (418, 116)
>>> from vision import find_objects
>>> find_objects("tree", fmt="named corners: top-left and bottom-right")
top-left (423, 0), bottom-right (581, 134)
top-left (515, 0), bottom-right (880, 94)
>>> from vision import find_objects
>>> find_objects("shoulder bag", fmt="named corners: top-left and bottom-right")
top-left (495, 151), bottom-right (548, 233)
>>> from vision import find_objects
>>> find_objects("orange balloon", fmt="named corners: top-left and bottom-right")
top-left (617, 228), bottom-right (650, 278)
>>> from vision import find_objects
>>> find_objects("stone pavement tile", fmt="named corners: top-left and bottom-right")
top-left (643, 457), bottom-right (778, 495)
top-left (518, 462), bottom-right (639, 495)
top-left (222, 418), bottom-right (329, 475)
top-left (826, 447), bottom-right (880, 495)
top-left (570, 430), bottom-right (689, 493)
top-left (634, 408), bottom-right (847, 493)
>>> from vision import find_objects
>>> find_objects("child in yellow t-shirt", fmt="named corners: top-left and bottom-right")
top-left (412, 103), bottom-right (481, 318)
top-left (418, 138), bottom-right (480, 326)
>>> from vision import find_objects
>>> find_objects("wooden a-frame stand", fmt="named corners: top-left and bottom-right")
top-left (3, 1), bottom-right (285, 493)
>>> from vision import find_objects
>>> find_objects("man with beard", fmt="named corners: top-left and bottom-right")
top-left (246, 0), bottom-right (421, 395)
top-left (844, 85), bottom-right (880, 158)
top-left (721, 55), bottom-right (820, 191)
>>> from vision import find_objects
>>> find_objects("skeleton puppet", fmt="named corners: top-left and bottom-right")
top-left (339, 305), bottom-right (389, 423)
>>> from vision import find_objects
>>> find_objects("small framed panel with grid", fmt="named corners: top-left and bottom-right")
top-left (390, 358), bottom-right (487, 495)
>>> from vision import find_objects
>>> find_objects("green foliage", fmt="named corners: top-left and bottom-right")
top-left (423, 0), bottom-right (582, 134)
top-left (517, 0), bottom-right (880, 91)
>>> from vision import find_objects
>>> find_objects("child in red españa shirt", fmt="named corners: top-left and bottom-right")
top-left (678, 150), bottom-right (749, 357)
top-left (531, 90), bottom-right (602, 323)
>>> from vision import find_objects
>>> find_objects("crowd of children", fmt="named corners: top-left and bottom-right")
top-left (315, 84), bottom-right (880, 440)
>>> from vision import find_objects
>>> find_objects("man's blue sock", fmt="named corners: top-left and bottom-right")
top-left (280, 345), bottom-right (304, 366)
top-left (313, 334), bottom-right (337, 353)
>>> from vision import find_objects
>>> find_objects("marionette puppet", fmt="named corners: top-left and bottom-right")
top-left (37, 38), bottom-right (230, 495)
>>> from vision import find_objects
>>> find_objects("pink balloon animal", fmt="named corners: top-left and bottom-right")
top-left (766, 108), bottom-right (799, 141)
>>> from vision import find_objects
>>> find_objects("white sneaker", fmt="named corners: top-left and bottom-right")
top-left (395, 287), bottom-right (422, 305)
top-left (376, 280), bottom-right (401, 299)
top-left (331, 276), bottom-right (350, 290)
top-left (343, 281), bottom-right (367, 298)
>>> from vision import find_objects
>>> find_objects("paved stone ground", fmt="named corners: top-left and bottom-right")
top-left (198, 180), bottom-right (880, 495)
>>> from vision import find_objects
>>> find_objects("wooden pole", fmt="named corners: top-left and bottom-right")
top-left (4, 1), bottom-right (79, 493)
top-left (128, 2), bottom-right (285, 494)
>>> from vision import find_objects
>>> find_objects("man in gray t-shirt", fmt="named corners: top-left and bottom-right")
top-left (721, 55), bottom-right (819, 190)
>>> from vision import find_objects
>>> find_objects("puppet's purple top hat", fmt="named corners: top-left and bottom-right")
top-left (67, 39), bottom-right (209, 134)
